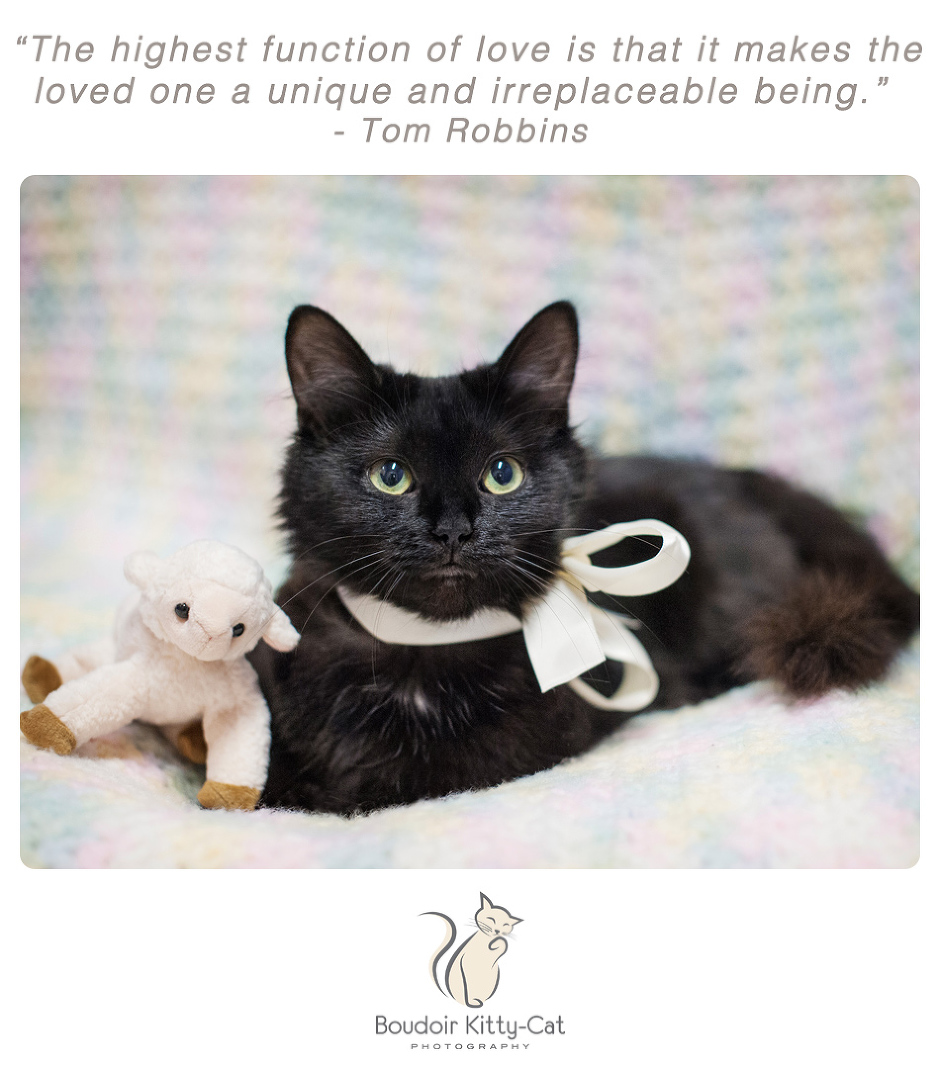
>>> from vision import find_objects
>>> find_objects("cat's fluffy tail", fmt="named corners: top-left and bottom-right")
top-left (736, 470), bottom-right (919, 699)
top-left (741, 570), bottom-right (918, 699)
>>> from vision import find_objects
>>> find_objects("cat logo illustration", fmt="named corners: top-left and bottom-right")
top-left (423, 893), bottom-right (523, 1007)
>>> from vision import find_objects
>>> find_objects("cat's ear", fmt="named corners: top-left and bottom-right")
top-left (493, 301), bottom-right (579, 422)
top-left (285, 305), bottom-right (381, 434)
top-left (508, 916), bottom-right (523, 926)
top-left (480, 893), bottom-right (493, 910)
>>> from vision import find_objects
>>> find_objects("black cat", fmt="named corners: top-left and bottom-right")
top-left (251, 302), bottom-right (919, 814)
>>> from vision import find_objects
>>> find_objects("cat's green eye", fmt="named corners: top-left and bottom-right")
top-left (482, 456), bottom-right (524, 495)
top-left (369, 459), bottom-right (414, 496)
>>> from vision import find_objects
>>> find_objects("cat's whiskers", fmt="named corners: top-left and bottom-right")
top-left (512, 552), bottom-right (592, 600)
top-left (503, 555), bottom-right (559, 596)
top-left (491, 559), bottom-right (546, 612)
top-left (294, 554), bottom-right (394, 635)
top-left (502, 558), bottom-right (608, 668)
top-left (240, 550), bottom-right (388, 647)
top-left (366, 565), bottom-right (407, 687)
top-left (279, 550), bottom-right (387, 610)
top-left (503, 557), bottom-right (618, 687)
top-left (515, 527), bottom-right (594, 537)
top-left (506, 555), bottom-right (629, 692)
top-left (517, 531), bottom-right (684, 561)
top-left (513, 551), bottom-right (667, 650)
top-left (283, 532), bottom-right (387, 570)
top-left (517, 539), bottom-right (675, 620)
top-left (510, 552), bottom-right (559, 577)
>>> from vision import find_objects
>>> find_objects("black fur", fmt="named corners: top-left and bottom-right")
top-left (252, 302), bottom-right (919, 814)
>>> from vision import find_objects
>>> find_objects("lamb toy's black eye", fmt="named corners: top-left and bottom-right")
top-left (175, 603), bottom-right (190, 620)
top-left (232, 623), bottom-right (245, 637)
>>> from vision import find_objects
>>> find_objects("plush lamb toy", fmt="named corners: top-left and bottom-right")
top-left (20, 541), bottom-right (300, 811)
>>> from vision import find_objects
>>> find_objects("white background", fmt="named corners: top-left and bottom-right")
top-left (8, 1), bottom-right (934, 1066)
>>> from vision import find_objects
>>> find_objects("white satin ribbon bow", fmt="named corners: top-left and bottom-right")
top-left (337, 520), bottom-right (691, 712)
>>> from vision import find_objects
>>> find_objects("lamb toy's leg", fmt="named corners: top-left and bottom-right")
top-left (20, 660), bottom-right (146, 755)
top-left (22, 637), bottom-right (116, 703)
top-left (22, 647), bottom-right (209, 763)
top-left (160, 721), bottom-right (209, 764)
top-left (198, 686), bottom-right (270, 812)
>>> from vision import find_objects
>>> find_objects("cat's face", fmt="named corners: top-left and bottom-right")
top-left (475, 895), bottom-right (522, 936)
top-left (279, 302), bottom-right (586, 621)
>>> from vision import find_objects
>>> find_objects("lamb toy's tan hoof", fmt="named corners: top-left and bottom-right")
top-left (22, 655), bottom-right (63, 704)
top-left (20, 703), bottom-right (76, 755)
top-left (198, 780), bottom-right (261, 811)
top-left (175, 721), bottom-right (209, 764)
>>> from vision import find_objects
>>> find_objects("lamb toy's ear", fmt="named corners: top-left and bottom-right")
top-left (262, 606), bottom-right (301, 652)
top-left (124, 551), bottom-right (162, 590)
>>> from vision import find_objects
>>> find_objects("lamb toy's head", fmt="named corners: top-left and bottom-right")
top-left (124, 541), bottom-right (300, 662)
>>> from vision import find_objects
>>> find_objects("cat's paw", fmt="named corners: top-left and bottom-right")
top-left (22, 655), bottom-right (63, 704)
top-left (20, 703), bottom-right (76, 755)
top-left (197, 780), bottom-right (261, 811)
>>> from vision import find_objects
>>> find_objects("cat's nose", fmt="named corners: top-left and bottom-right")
top-left (431, 513), bottom-right (473, 547)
